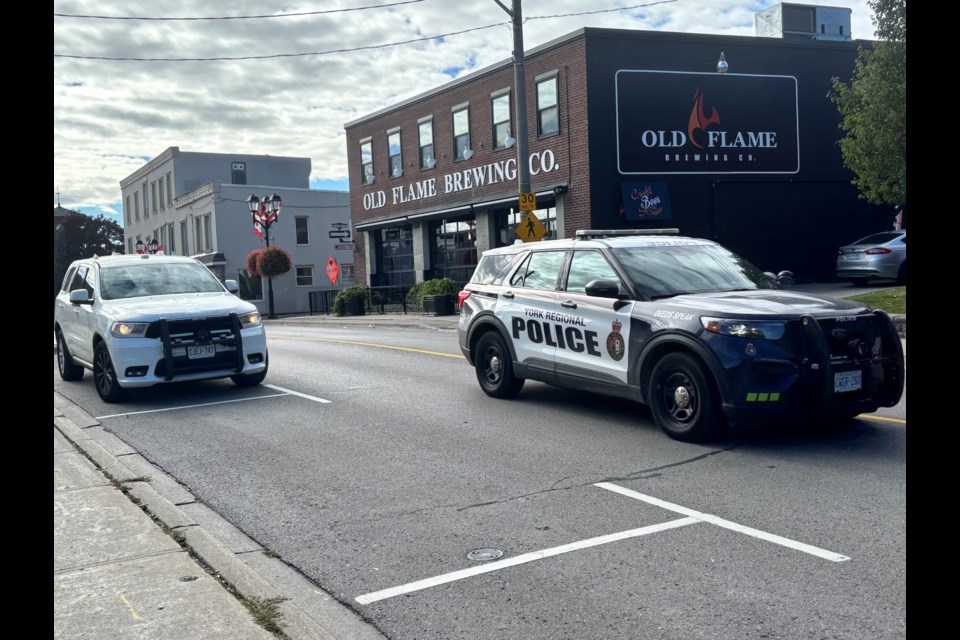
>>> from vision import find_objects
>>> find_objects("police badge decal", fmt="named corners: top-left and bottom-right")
top-left (606, 319), bottom-right (625, 361)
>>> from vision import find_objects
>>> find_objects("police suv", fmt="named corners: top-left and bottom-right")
top-left (457, 230), bottom-right (904, 442)
top-left (55, 254), bottom-right (268, 402)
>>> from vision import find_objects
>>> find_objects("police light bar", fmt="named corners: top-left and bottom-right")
top-left (575, 229), bottom-right (680, 239)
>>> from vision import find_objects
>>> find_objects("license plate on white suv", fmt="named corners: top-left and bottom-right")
top-left (187, 345), bottom-right (216, 359)
top-left (834, 370), bottom-right (861, 393)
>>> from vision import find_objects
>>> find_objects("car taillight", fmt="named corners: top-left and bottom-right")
top-left (838, 249), bottom-right (844, 256)
top-left (457, 290), bottom-right (471, 310)
top-left (865, 247), bottom-right (892, 255)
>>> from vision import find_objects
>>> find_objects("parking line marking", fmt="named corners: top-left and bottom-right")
top-left (595, 482), bottom-right (849, 563)
top-left (355, 516), bottom-right (699, 605)
top-left (271, 335), bottom-right (464, 359)
top-left (95, 393), bottom-right (290, 419)
top-left (264, 384), bottom-right (331, 403)
top-left (860, 414), bottom-right (906, 424)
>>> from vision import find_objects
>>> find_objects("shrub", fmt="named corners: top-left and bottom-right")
top-left (245, 249), bottom-right (263, 276)
top-left (406, 278), bottom-right (459, 311)
top-left (332, 285), bottom-right (368, 316)
top-left (257, 246), bottom-right (293, 279)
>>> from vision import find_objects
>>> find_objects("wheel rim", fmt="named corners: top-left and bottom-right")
top-left (56, 333), bottom-right (65, 373)
top-left (482, 345), bottom-right (503, 385)
top-left (95, 348), bottom-right (115, 396)
top-left (661, 371), bottom-right (698, 424)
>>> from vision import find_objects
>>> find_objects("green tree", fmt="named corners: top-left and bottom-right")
top-left (830, 0), bottom-right (906, 207)
top-left (54, 212), bottom-right (125, 298)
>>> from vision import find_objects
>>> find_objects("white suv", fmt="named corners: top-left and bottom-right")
top-left (54, 254), bottom-right (268, 402)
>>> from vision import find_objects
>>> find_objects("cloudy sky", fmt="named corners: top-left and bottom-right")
top-left (54, 0), bottom-right (876, 224)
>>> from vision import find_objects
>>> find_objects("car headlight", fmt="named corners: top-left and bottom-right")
top-left (238, 311), bottom-right (262, 328)
top-left (110, 322), bottom-right (150, 338)
top-left (700, 317), bottom-right (786, 340)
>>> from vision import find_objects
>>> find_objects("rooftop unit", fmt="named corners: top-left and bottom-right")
top-left (755, 3), bottom-right (852, 41)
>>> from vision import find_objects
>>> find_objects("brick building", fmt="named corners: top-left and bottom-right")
top-left (345, 18), bottom-right (893, 286)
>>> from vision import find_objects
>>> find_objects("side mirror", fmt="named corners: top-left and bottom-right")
top-left (776, 270), bottom-right (795, 286)
top-left (69, 289), bottom-right (91, 305)
top-left (224, 279), bottom-right (240, 294)
top-left (585, 279), bottom-right (620, 298)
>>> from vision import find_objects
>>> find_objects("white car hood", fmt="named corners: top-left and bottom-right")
top-left (100, 292), bottom-right (256, 321)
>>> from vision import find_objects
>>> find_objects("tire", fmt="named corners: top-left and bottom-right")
top-left (896, 262), bottom-right (906, 285)
top-left (648, 352), bottom-right (725, 442)
top-left (849, 277), bottom-right (870, 287)
top-left (93, 342), bottom-right (125, 402)
top-left (475, 332), bottom-right (524, 399)
top-left (231, 352), bottom-right (268, 387)
top-left (56, 329), bottom-right (84, 381)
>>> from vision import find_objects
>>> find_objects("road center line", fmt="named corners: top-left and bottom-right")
top-left (355, 516), bottom-right (699, 605)
top-left (270, 335), bottom-right (464, 359)
top-left (96, 393), bottom-right (290, 419)
top-left (264, 384), bottom-right (332, 403)
top-left (595, 482), bottom-right (849, 563)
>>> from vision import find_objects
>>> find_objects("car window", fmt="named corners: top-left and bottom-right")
top-left (471, 252), bottom-right (525, 285)
top-left (83, 267), bottom-right (96, 298)
top-left (612, 244), bottom-right (775, 298)
top-left (69, 266), bottom-right (88, 293)
top-left (565, 250), bottom-right (622, 294)
top-left (100, 262), bottom-right (225, 300)
top-left (510, 251), bottom-right (565, 290)
top-left (61, 267), bottom-right (77, 292)
top-left (853, 232), bottom-right (903, 245)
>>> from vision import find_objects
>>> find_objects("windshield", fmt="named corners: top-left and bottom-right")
top-left (100, 262), bottom-right (225, 300)
top-left (611, 243), bottom-right (776, 299)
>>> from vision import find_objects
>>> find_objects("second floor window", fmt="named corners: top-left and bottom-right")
top-left (419, 118), bottom-right (435, 169)
top-left (360, 139), bottom-right (374, 184)
top-left (492, 91), bottom-right (512, 149)
top-left (537, 75), bottom-right (559, 137)
top-left (388, 130), bottom-right (403, 178)
top-left (296, 216), bottom-right (309, 245)
top-left (453, 106), bottom-right (470, 161)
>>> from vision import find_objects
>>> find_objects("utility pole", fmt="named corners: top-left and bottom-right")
top-left (494, 0), bottom-right (530, 199)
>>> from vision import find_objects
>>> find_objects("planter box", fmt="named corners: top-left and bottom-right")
top-left (343, 296), bottom-right (365, 316)
top-left (422, 294), bottom-right (454, 316)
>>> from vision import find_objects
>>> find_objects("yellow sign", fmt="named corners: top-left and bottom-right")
top-left (519, 192), bottom-right (537, 211)
top-left (516, 211), bottom-right (547, 242)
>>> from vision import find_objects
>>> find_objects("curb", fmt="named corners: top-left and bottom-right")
top-left (54, 394), bottom-right (386, 640)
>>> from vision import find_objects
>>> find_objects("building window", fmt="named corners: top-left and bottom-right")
top-left (341, 264), bottom-right (355, 286)
top-left (167, 223), bottom-right (176, 254)
top-left (296, 265), bottom-right (314, 287)
top-left (238, 269), bottom-right (263, 301)
top-left (127, 238), bottom-right (133, 254)
top-left (492, 90), bottom-right (512, 149)
top-left (231, 161), bottom-right (247, 185)
top-left (152, 182), bottom-right (158, 213)
top-left (160, 226), bottom-right (167, 251)
top-left (295, 216), bottom-right (310, 245)
top-left (166, 172), bottom-right (173, 207)
top-left (134, 193), bottom-right (140, 221)
top-left (194, 217), bottom-right (203, 252)
top-left (181, 221), bottom-right (188, 255)
top-left (360, 138), bottom-right (374, 185)
top-left (204, 215), bottom-right (212, 251)
top-left (158, 177), bottom-right (165, 211)
top-left (124, 196), bottom-right (131, 225)
top-left (452, 105), bottom-right (470, 161)
top-left (495, 203), bottom-right (557, 247)
top-left (376, 226), bottom-right (415, 286)
top-left (430, 218), bottom-right (477, 284)
top-left (388, 129), bottom-right (403, 178)
top-left (418, 118), bottom-right (435, 169)
top-left (142, 183), bottom-right (149, 218)
top-left (536, 74), bottom-right (559, 137)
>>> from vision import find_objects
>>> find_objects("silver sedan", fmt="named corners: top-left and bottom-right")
top-left (836, 230), bottom-right (906, 286)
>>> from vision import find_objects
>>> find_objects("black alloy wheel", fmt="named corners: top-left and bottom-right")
top-left (56, 329), bottom-right (84, 381)
top-left (649, 352), bottom-right (724, 442)
top-left (93, 342), bottom-right (125, 402)
top-left (475, 332), bottom-right (524, 399)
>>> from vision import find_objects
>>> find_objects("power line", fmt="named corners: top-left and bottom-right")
top-left (54, 0), bottom-right (425, 21)
top-left (53, 1), bottom-right (677, 62)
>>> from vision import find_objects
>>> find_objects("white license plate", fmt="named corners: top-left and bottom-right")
top-left (834, 370), bottom-right (862, 393)
top-left (847, 253), bottom-right (862, 260)
top-left (187, 345), bottom-right (216, 359)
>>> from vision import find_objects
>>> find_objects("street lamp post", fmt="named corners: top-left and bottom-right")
top-left (246, 193), bottom-right (283, 319)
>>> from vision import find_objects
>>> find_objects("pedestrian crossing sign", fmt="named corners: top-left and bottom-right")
top-left (516, 211), bottom-right (547, 242)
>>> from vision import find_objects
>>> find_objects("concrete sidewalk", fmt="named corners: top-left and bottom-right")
top-left (54, 397), bottom-right (386, 640)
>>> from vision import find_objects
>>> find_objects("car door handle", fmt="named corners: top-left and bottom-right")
top-left (561, 300), bottom-right (577, 309)
top-left (501, 291), bottom-right (515, 299)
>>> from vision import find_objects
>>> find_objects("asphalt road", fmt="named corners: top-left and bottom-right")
top-left (54, 324), bottom-right (907, 640)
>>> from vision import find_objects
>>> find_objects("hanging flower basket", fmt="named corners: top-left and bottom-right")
top-left (257, 246), bottom-right (293, 279)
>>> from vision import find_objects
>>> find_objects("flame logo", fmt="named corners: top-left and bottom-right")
top-left (687, 88), bottom-right (720, 149)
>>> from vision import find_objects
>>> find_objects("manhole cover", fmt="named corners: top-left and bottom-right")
top-left (467, 548), bottom-right (503, 561)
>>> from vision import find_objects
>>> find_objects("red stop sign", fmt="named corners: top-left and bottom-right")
top-left (325, 256), bottom-right (340, 285)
